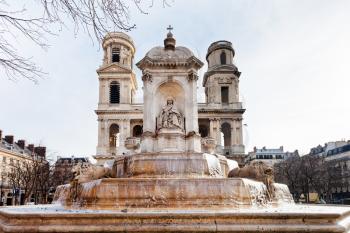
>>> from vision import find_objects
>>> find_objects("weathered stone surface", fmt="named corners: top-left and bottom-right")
top-left (54, 178), bottom-right (259, 209)
top-left (0, 204), bottom-right (349, 233)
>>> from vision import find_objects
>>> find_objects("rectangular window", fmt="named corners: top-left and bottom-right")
top-left (221, 86), bottom-right (229, 104)
top-left (110, 83), bottom-right (120, 103)
top-left (112, 47), bottom-right (120, 63)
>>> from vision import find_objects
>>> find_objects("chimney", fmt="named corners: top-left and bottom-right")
top-left (17, 140), bottom-right (26, 149)
top-left (34, 146), bottom-right (46, 158)
top-left (4, 135), bottom-right (14, 144)
top-left (0, 130), bottom-right (2, 141)
top-left (27, 144), bottom-right (34, 153)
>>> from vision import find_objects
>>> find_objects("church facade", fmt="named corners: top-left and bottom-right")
top-left (94, 30), bottom-right (245, 164)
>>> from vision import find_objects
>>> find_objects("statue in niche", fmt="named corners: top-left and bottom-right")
top-left (159, 98), bottom-right (183, 130)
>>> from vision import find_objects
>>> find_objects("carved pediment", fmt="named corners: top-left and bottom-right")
top-left (97, 63), bottom-right (132, 74)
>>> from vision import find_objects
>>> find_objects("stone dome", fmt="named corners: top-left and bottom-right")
top-left (144, 46), bottom-right (194, 62)
top-left (206, 40), bottom-right (234, 61)
top-left (136, 29), bottom-right (203, 69)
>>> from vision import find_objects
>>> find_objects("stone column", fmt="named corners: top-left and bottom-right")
top-left (185, 71), bottom-right (201, 152)
top-left (140, 71), bottom-right (154, 153)
top-left (141, 71), bottom-right (153, 133)
top-left (231, 120), bottom-right (237, 146)
top-left (104, 80), bottom-right (109, 104)
top-left (104, 120), bottom-right (109, 149)
top-left (213, 118), bottom-right (221, 147)
top-left (209, 118), bottom-right (215, 138)
top-left (96, 119), bottom-right (103, 155)
top-left (103, 47), bottom-right (107, 65)
top-left (186, 71), bottom-right (199, 133)
top-left (125, 119), bottom-right (131, 138)
top-left (237, 118), bottom-right (243, 145)
top-left (107, 45), bottom-right (111, 64)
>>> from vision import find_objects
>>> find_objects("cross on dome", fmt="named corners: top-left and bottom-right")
top-left (167, 25), bottom-right (173, 33)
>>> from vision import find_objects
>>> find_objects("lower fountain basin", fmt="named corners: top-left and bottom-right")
top-left (0, 204), bottom-right (349, 232)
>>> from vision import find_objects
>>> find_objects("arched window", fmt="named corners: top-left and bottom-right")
top-left (132, 125), bottom-right (143, 137)
top-left (111, 47), bottom-right (120, 63)
top-left (109, 124), bottom-right (119, 148)
top-left (110, 81), bottom-right (120, 104)
top-left (220, 51), bottom-right (226, 65)
top-left (221, 122), bottom-right (231, 147)
top-left (199, 125), bottom-right (209, 138)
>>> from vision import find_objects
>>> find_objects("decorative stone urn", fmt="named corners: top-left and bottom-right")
top-left (124, 137), bottom-right (140, 151)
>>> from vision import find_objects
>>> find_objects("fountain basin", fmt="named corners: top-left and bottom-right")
top-left (54, 178), bottom-right (293, 209)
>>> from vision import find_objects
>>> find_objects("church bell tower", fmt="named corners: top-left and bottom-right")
top-left (95, 32), bottom-right (138, 162)
top-left (202, 41), bottom-right (245, 163)
top-left (203, 41), bottom-right (241, 106)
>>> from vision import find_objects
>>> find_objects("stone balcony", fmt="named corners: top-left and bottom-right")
top-left (198, 102), bottom-right (244, 110)
top-left (217, 145), bottom-right (245, 156)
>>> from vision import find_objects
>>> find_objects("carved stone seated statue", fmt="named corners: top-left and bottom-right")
top-left (158, 98), bottom-right (184, 130)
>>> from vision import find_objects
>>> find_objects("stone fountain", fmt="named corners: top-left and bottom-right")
top-left (0, 31), bottom-right (349, 233)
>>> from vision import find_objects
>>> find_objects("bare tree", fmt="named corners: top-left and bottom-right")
top-left (275, 154), bottom-right (348, 204)
top-left (0, 0), bottom-right (170, 82)
top-left (274, 156), bottom-right (303, 202)
top-left (8, 156), bottom-right (48, 204)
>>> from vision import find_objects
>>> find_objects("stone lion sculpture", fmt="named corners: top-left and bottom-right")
top-left (228, 160), bottom-right (275, 198)
top-left (72, 162), bottom-right (116, 183)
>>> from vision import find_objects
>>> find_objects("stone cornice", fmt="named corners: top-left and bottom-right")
top-left (97, 63), bottom-right (133, 74)
top-left (95, 110), bottom-right (143, 115)
top-left (136, 55), bottom-right (204, 70)
top-left (198, 108), bottom-right (245, 114)
top-left (202, 65), bottom-right (240, 85)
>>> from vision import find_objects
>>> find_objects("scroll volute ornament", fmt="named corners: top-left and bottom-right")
top-left (142, 70), bottom-right (152, 82)
top-left (187, 70), bottom-right (198, 82)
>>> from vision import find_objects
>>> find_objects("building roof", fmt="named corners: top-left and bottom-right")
top-left (0, 139), bottom-right (34, 158)
top-left (326, 144), bottom-right (350, 157)
top-left (55, 157), bottom-right (90, 165)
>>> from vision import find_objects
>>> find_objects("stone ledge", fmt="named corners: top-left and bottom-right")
top-left (0, 205), bottom-right (349, 232)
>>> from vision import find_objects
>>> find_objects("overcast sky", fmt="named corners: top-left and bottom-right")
top-left (1, 0), bottom-right (350, 160)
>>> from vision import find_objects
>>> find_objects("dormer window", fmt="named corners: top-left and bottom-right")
top-left (112, 47), bottom-right (120, 63)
